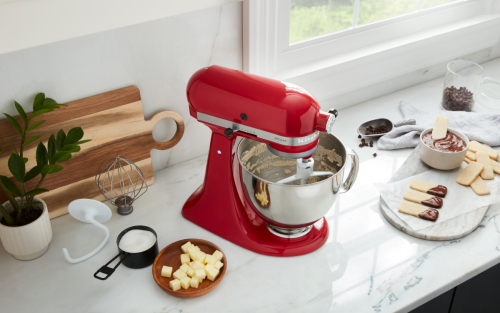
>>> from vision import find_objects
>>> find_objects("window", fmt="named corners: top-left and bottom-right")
top-left (290, 0), bottom-right (459, 43)
top-left (243, 0), bottom-right (500, 109)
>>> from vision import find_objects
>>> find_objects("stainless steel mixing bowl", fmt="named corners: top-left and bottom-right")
top-left (235, 132), bottom-right (359, 235)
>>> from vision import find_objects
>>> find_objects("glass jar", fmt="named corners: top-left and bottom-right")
top-left (441, 60), bottom-right (483, 112)
top-left (476, 77), bottom-right (500, 112)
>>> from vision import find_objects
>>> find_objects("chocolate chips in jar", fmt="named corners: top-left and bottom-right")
top-left (442, 86), bottom-right (474, 112)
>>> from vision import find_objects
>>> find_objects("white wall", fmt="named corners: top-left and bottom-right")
top-left (0, 0), bottom-right (241, 55)
top-left (0, 2), bottom-right (243, 171)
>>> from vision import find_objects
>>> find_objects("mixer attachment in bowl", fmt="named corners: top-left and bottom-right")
top-left (276, 158), bottom-right (334, 185)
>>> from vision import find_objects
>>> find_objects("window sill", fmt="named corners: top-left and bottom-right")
top-left (273, 14), bottom-right (500, 106)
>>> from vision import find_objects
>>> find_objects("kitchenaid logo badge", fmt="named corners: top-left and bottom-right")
top-left (297, 134), bottom-right (317, 144)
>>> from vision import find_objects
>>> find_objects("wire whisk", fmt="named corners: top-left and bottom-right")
top-left (95, 155), bottom-right (148, 216)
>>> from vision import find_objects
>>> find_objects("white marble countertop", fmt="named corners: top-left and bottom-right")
top-left (1, 58), bottom-right (500, 313)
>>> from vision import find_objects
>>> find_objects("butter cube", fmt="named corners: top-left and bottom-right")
top-left (186, 267), bottom-right (195, 278)
top-left (170, 279), bottom-right (181, 291)
top-left (189, 261), bottom-right (195, 268)
top-left (190, 254), bottom-right (199, 262)
top-left (161, 266), bottom-right (173, 278)
top-left (181, 241), bottom-right (192, 253)
top-left (194, 246), bottom-right (201, 252)
top-left (213, 250), bottom-right (223, 262)
top-left (179, 263), bottom-right (191, 273)
top-left (197, 252), bottom-right (206, 264)
top-left (195, 268), bottom-right (206, 281)
top-left (180, 254), bottom-right (190, 264)
top-left (192, 261), bottom-right (205, 270)
top-left (188, 246), bottom-right (198, 260)
top-left (205, 255), bottom-right (215, 265)
top-left (207, 268), bottom-right (219, 281)
top-left (214, 261), bottom-right (224, 270)
top-left (190, 276), bottom-right (199, 288)
top-left (204, 264), bottom-right (215, 275)
top-left (180, 277), bottom-right (191, 289)
top-left (173, 269), bottom-right (187, 280)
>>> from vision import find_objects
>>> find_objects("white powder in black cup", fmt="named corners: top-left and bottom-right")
top-left (119, 230), bottom-right (156, 253)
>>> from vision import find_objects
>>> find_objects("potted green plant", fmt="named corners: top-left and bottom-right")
top-left (0, 93), bottom-right (90, 260)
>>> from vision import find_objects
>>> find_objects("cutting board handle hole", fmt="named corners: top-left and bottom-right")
top-left (148, 110), bottom-right (184, 151)
top-left (152, 118), bottom-right (178, 143)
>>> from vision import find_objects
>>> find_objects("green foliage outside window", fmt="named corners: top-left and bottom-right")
top-left (290, 0), bottom-right (457, 43)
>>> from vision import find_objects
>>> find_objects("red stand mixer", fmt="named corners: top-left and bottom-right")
top-left (182, 65), bottom-right (359, 257)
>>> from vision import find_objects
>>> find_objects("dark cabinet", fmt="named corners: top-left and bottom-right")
top-left (450, 262), bottom-right (500, 313)
top-left (410, 262), bottom-right (500, 313)
top-left (410, 288), bottom-right (454, 313)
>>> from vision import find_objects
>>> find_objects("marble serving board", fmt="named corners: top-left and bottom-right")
top-left (380, 145), bottom-right (489, 240)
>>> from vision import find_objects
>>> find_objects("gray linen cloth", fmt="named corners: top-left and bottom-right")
top-left (377, 101), bottom-right (500, 150)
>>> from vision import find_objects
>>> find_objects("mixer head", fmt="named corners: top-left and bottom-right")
top-left (186, 65), bottom-right (338, 159)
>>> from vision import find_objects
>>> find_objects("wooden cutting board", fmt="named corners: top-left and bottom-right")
top-left (0, 86), bottom-right (184, 218)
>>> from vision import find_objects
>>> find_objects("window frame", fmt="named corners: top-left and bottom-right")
top-left (243, 0), bottom-right (500, 107)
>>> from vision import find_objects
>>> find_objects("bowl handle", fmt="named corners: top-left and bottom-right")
top-left (340, 148), bottom-right (359, 194)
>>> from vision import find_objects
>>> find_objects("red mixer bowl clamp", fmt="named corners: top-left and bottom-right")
top-left (182, 65), bottom-right (346, 257)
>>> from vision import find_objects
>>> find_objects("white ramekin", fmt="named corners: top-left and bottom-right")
top-left (419, 127), bottom-right (469, 170)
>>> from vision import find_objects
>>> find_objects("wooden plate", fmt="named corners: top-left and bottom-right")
top-left (152, 239), bottom-right (227, 298)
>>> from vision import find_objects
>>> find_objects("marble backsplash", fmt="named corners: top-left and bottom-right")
top-left (0, 2), bottom-right (242, 171)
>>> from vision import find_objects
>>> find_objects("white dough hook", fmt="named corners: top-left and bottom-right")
top-left (63, 199), bottom-right (112, 264)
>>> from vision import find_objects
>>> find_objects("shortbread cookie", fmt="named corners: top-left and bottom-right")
top-left (403, 189), bottom-right (443, 208)
top-left (464, 157), bottom-right (471, 164)
top-left (465, 151), bottom-right (476, 161)
top-left (470, 176), bottom-right (490, 196)
top-left (456, 162), bottom-right (484, 186)
top-left (398, 201), bottom-right (439, 221)
top-left (468, 141), bottom-right (499, 160)
top-left (476, 151), bottom-right (494, 180)
top-left (492, 160), bottom-right (500, 175)
top-left (431, 116), bottom-right (448, 140)
top-left (410, 180), bottom-right (447, 197)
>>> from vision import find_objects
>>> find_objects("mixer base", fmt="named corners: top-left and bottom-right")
top-left (182, 133), bottom-right (329, 257)
top-left (266, 224), bottom-right (313, 238)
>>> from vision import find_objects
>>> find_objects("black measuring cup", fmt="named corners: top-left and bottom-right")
top-left (94, 225), bottom-right (159, 280)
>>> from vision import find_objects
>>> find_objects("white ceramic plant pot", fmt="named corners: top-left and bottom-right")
top-left (0, 197), bottom-right (52, 260)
